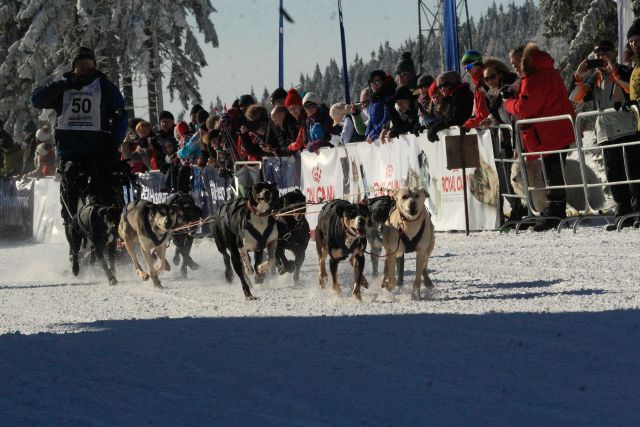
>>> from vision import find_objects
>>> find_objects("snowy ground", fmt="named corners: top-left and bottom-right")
top-left (1, 228), bottom-right (639, 425)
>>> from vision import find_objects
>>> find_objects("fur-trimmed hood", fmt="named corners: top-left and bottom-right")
top-left (521, 43), bottom-right (555, 75)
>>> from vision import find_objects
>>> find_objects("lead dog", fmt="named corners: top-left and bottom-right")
top-left (70, 203), bottom-right (121, 285)
top-left (366, 196), bottom-right (407, 284)
top-left (213, 182), bottom-right (279, 300)
top-left (315, 199), bottom-right (369, 300)
top-left (275, 189), bottom-right (310, 285)
top-left (167, 193), bottom-right (202, 278)
top-left (381, 187), bottom-right (435, 300)
top-left (119, 199), bottom-right (177, 288)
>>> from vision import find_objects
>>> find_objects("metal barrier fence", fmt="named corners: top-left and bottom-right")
top-left (496, 107), bottom-right (640, 233)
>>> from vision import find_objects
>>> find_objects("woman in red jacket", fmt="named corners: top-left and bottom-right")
top-left (504, 43), bottom-right (576, 230)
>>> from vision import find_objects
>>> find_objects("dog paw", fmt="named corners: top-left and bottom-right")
top-left (245, 266), bottom-right (255, 276)
top-left (351, 287), bottom-right (362, 301)
top-left (137, 269), bottom-right (150, 281)
top-left (319, 275), bottom-right (328, 288)
top-left (411, 291), bottom-right (421, 301)
top-left (245, 295), bottom-right (258, 301)
top-left (108, 277), bottom-right (118, 286)
top-left (152, 278), bottom-right (163, 288)
top-left (360, 276), bottom-right (369, 289)
top-left (254, 273), bottom-right (265, 284)
top-left (225, 269), bottom-right (234, 284)
top-left (257, 262), bottom-right (270, 275)
top-left (189, 260), bottom-right (200, 271)
top-left (173, 253), bottom-right (180, 266)
top-left (72, 260), bottom-right (79, 277)
top-left (332, 283), bottom-right (342, 295)
top-left (423, 276), bottom-right (434, 287)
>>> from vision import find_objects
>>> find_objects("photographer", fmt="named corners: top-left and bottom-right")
top-left (572, 39), bottom-right (640, 229)
top-left (238, 105), bottom-right (271, 160)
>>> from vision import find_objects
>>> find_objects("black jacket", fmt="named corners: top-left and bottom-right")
top-left (388, 102), bottom-right (421, 138)
top-left (21, 133), bottom-right (37, 175)
top-left (428, 83), bottom-right (474, 137)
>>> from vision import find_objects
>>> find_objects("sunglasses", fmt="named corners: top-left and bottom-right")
top-left (464, 63), bottom-right (475, 70)
top-left (303, 102), bottom-right (317, 109)
top-left (396, 71), bottom-right (408, 77)
top-left (437, 82), bottom-right (454, 90)
top-left (484, 73), bottom-right (500, 82)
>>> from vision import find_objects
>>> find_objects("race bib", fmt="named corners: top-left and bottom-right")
top-left (57, 78), bottom-right (102, 131)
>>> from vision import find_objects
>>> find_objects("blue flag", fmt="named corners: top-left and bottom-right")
top-left (443, 0), bottom-right (460, 73)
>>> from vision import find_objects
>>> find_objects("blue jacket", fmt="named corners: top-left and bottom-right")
top-left (31, 69), bottom-right (127, 160)
top-left (177, 132), bottom-right (202, 162)
top-left (365, 83), bottom-right (395, 141)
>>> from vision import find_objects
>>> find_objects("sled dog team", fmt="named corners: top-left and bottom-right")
top-left (71, 183), bottom-right (435, 301)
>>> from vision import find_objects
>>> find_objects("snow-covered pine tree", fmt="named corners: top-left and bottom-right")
top-left (0, 0), bottom-right (218, 137)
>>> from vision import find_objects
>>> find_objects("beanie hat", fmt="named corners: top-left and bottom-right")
top-left (270, 87), bottom-right (288, 102)
top-left (461, 50), bottom-right (483, 67)
top-left (437, 71), bottom-right (461, 87)
top-left (428, 81), bottom-right (439, 98)
top-left (368, 69), bottom-right (387, 84)
top-left (36, 127), bottom-right (51, 142)
top-left (395, 52), bottom-right (416, 75)
top-left (593, 39), bottom-right (615, 53)
top-left (628, 19), bottom-right (640, 40)
top-left (159, 111), bottom-right (174, 121)
top-left (176, 121), bottom-right (190, 138)
top-left (302, 92), bottom-right (321, 107)
top-left (417, 74), bottom-right (434, 88)
top-left (22, 120), bottom-right (37, 133)
top-left (72, 47), bottom-right (96, 68)
top-left (285, 88), bottom-right (303, 107)
top-left (238, 94), bottom-right (255, 108)
top-left (190, 104), bottom-right (204, 116)
top-left (393, 85), bottom-right (414, 102)
top-left (196, 109), bottom-right (209, 125)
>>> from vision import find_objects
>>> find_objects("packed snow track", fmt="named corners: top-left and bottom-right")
top-left (0, 229), bottom-right (639, 425)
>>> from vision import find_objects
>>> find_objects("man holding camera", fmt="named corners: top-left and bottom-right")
top-left (571, 40), bottom-right (640, 230)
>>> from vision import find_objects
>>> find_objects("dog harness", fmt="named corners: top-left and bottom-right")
top-left (332, 216), bottom-right (365, 255)
top-left (142, 205), bottom-right (169, 247)
top-left (398, 219), bottom-right (425, 253)
top-left (76, 205), bottom-right (95, 237)
top-left (244, 210), bottom-right (275, 251)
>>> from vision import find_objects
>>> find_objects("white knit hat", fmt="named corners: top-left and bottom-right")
top-left (36, 127), bottom-right (51, 142)
top-left (302, 92), bottom-right (321, 107)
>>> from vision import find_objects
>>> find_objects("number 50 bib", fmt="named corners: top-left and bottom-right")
top-left (57, 78), bottom-right (102, 131)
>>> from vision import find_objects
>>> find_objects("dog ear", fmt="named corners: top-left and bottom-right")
top-left (357, 203), bottom-right (370, 218)
top-left (420, 188), bottom-right (430, 199)
top-left (335, 204), bottom-right (345, 217)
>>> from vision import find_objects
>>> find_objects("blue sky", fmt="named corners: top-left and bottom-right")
top-left (157, 0), bottom-right (532, 116)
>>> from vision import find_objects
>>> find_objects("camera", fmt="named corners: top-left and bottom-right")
top-left (586, 58), bottom-right (607, 69)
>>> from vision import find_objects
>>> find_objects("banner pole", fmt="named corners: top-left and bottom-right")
top-left (279, 0), bottom-right (284, 88)
top-left (338, 0), bottom-right (351, 103)
top-left (460, 128), bottom-right (470, 235)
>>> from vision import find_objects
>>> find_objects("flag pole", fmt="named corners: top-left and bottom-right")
top-left (279, 0), bottom-right (284, 88)
top-left (338, 0), bottom-right (351, 103)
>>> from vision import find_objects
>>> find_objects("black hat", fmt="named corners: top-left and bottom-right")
top-left (368, 69), bottom-right (387, 84)
top-left (594, 40), bottom-right (615, 53)
top-left (270, 87), bottom-right (288, 102)
top-left (159, 111), bottom-right (174, 121)
top-left (72, 47), bottom-right (96, 68)
top-left (628, 19), bottom-right (640, 40)
top-left (417, 74), bottom-right (434, 88)
top-left (22, 120), bottom-right (37, 133)
top-left (238, 94), bottom-right (255, 108)
top-left (190, 104), bottom-right (204, 116)
top-left (395, 52), bottom-right (416, 75)
top-left (393, 85), bottom-right (414, 102)
top-left (196, 109), bottom-right (209, 125)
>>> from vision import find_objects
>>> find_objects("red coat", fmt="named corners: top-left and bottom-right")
top-left (504, 48), bottom-right (575, 157)
top-left (463, 72), bottom-right (490, 130)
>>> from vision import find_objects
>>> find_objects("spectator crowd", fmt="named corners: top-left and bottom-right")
top-left (6, 19), bottom-right (640, 232)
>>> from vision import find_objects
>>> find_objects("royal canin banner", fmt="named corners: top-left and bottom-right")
top-left (416, 129), bottom-right (500, 231)
top-left (356, 134), bottom-right (422, 198)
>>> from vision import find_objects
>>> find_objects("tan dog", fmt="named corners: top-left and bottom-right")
top-left (119, 200), bottom-right (177, 288)
top-left (381, 187), bottom-right (435, 300)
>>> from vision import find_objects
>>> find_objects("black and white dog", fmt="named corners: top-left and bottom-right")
top-left (70, 203), bottom-right (121, 285)
top-left (366, 195), bottom-right (406, 285)
top-left (315, 199), bottom-right (369, 300)
top-left (167, 193), bottom-right (202, 278)
top-left (275, 189), bottom-right (310, 285)
top-left (213, 182), bottom-right (279, 300)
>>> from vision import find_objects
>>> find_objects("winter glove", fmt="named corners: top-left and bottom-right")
top-left (500, 85), bottom-right (516, 100)
top-left (427, 126), bottom-right (439, 142)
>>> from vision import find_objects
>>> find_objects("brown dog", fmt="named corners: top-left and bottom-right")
top-left (381, 187), bottom-right (435, 300)
top-left (119, 200), bottom-right (177, 288)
